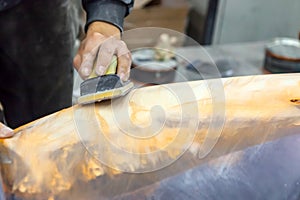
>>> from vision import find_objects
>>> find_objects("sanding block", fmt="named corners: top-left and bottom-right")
top-left (78, 55), bottom-right (134, 104)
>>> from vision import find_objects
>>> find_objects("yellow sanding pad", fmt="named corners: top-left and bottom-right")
top-left (78, 82), bottom-right (134, 105)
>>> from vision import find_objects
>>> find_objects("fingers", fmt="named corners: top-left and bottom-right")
top-left (95, 39), bottom-right (116, 76)
top-left (95, 39), bottom-right (131, 81)
top-left (73, 32), bottom-right (105, 80)
top-left (116, 40), bottom-right (131, 81)
top-left (74, 32), bottom-right (132, 81)
top-left (0, 122), bottom-right (14, 138)
top-left (117, 52), bottom-right (131, 81)
top-left (73, 54), bottom-right (82, 72)
top-left (78, 47), bottom-right (99, 79)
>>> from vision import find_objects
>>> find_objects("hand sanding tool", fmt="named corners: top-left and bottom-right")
top-left (78, 55), bottom-right (134, 105)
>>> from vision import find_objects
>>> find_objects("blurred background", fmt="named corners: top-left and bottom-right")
top-left (125, 0), bottom-right (300, 45)
top-left (72, 0), bottom-right (300, 100)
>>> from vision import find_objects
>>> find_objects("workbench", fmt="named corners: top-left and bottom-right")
top-left (176, 41), bottom-right (266, 78)
top-left (168, 41), bottom-right (267, 85)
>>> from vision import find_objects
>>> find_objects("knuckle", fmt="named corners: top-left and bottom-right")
top-left (73, 55), bottom-right (81, 69)
top-left (126, 52), bottom-right (132, 59)
top-left (118, 40), bottom-right (127, 48)
top-left (82, 53), bottom-right (93, 62)
top-left (91, 31), bottom-right (102, 38)
top-left (100, 45), bottom-right (113, 54)
top-left (118, 41), bottom-right (129, 53)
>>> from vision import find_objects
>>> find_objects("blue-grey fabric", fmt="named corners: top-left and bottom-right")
top-left (0, 0), bottom-right (21, 11)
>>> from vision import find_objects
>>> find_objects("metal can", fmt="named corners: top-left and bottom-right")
top-left (264, 38), bottom-right (300, 73)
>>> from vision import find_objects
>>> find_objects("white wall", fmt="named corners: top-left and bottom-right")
top-left (189, 0), bottom-right (300, 44)
top-left (213, 0), bottom-right (300, 44)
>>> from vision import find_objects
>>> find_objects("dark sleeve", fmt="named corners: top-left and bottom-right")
top-left (82, 0), bottom-right (134, 32)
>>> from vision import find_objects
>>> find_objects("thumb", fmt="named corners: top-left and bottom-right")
top-left (0, 122), bottom-right (14, 138)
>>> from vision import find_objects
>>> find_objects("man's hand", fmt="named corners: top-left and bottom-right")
top-left (0, 122), bottom-right (14, 138)
top-left (74, 21), bottom-right (131, 81)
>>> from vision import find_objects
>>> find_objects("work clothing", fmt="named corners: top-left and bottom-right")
top-left (0, 0), bottom-right (133, 128)
top-left (0, 0), bottom-right (133, 31)
top-left (83, 0), bottom-right (134, 31)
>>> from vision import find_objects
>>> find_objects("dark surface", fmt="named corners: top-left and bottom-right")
top-left (113, 133), bottom-right (300, 200)
top-left (203, 0), bottom-right (219, 45)
top-left (80, 75), bottom-right (124, 96)
top-left (5, 125), bottom-right (299, 200)
top-left (3, 131), bottom-right (300, 200)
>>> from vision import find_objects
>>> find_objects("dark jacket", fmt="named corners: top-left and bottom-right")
top-left (82, 0), bottom-right (134, 31)
top-left (0, 0), bottom-right (134, 31)
top-left (0, 0), bottom-right (21, 11)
